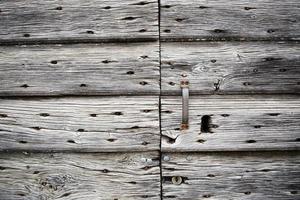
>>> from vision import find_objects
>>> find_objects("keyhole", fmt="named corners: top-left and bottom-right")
top-left (201, 115), bottom-right (211, 133)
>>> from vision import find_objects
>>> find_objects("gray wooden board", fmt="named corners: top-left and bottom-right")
top-left (162, 152), bottom-right (300, 200)
top-left (0, 151), bottom-right (160, 199)
top-left (0, 0), bottom-right (158, 43)
top-left (161, 41), bottom-right (300, 95)
top-left (0, 42), bottom-right (159, 96)
top-left (160, 0), bottom-right (300, 41)
top-left (0, 96), bottom-right (159, 152)
top-left (161, 95), bottom-right (300, 152)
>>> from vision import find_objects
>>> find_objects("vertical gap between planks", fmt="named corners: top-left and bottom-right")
top-left (158, 0), bottom-right (163, 199)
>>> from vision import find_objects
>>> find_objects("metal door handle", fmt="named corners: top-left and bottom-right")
top-left (180, 80), bottom-right (189, 130)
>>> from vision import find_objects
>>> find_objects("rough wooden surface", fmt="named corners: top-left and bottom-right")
top-left (162, 152), bottom-right (300, 200)
top-left (160, 0), bottom-right (300, 41)
top-left (0, 42), bottom-right (159, 96)
top-left (0, 0), bottom-right (158, 44)
top-left (0, 96), bottom-right (159, 152)
top-left (161, 41), bottom-right (300, 95)
top-left (162, 95), bottom-right (300, 152)
top-left (0, 151), bottom-right (160, 199)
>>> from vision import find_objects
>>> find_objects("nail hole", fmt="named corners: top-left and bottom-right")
top-left (243, 82), bottom-right (251, 86)
top-left (279, 68), bottom-right (287, 72)
top-left (31, 127), bottom-right (41, 130)
top-left (126, 71), bottom-right (135, 75)
top-left (139, 29), bottom-right (147, 32)
top-left (77, 129), bottom-right (85, 132)
top-left (213, 29), bottom-right (226, 33)
top-left (19, 140), bottom-right (27, 144)
top-left (267, 29), bottom-right (275, 33)
top-left (102, 169), bottom-right (109, 173)
top-left (244, 7), bottom-right (255, 10)
top-left (112, 112), bottom-right (123, 115)
top-left (164, 29), bottom-right (171, 33)
top-left (90, 114), bottom-right (97, 117)
top-left (33, 171), bottom-right (40, 174)
top-left (80, 83), bottom-right (87, 87)
top-left (244, 191), bottom-right (251, 195)
top-left (221, 114), bottom-right (230, 117)
top-left (67, 140), bottom-right (76, 143)
top-left (23, 33), bottom-right (30, 38)
top-left (268, 113), bottom-right (280, 116)
top-left (50, 60), bottom-right (58, 64)
top-left (210, 59), bottom-right (217, 63)
top-left (142, 141), bottom-right (149, 145)
top-left (163, 5), bottom-right (172, 8)
top-left (61, 193), bottom-right (71, 197)
top-left (254, 125), bottom-right (262, 128)
top-left (140, 55), bottom-right (149, 59)
top-left (291, 191), bottom-right (298, 194)
top-left (197, 139), bottom-right (206, 143)
top-left (175, 18), bottom-right (185, 22)
top-left (139, 81), bottom-right (148, 85)
top-left (56, 6), bottom-right (63, 10)
top-left (20, 84), bottom-right (29, 88)
top-left (103, 6), bottom-right (111, 9)
top-left (201, 115), bottom-right (212, 133)
top-left (102, 60), bottom-right (111, 64)
top-left (131, 126), bottom-right (140, 129)
top-left (39, 113), bottom-right (49, 117)
top-left (199, 6), bottom-right (209, 9)
top-left (107, 138), bottom-right (116, 142)
top-left (203, 194), bottom-right (212, 198)
top-left (142, 109), bottom-right (152, 113)
top-left (86, 30), bottom-right (94, 34)
top-left (168, 82), bottom-right (175, 86)
top-left (122, 16), bottom-right (137, 20)
top-left (295, 138), bottom-right (300, 142)
top-left (246, 140), bottom-right (256, 143)
top-left (133, 1), bottom-right (150, 5)
top-left (162, 110), bottom-right (173, 114)
top-left (0, 114), bottom-right (8, 118)
top-left (207, 174), bottom-right (215, 177)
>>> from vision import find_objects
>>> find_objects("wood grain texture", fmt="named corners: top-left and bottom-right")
top-left (161, 41), bottom-right (300, 95)
top-left (0, 0), bottom-right (158, 43)
top-left (162, 152), bottom-right (300, 200)
top-left (0, 96), bottom-right (159, 152)
top-left (160, 0), bottom-right (300, 41)
top-left (0, 42), bottom-right (159, 96)
top-left (0, 151), bottom-right (160, 200)
top-left (162, 95), bottom-right (300, 152)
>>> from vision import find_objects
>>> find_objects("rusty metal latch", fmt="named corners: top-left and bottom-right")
top-left (180, 80), bottom-right (189, 130)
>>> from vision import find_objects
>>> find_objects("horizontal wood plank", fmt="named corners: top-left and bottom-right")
top-left (162, 95), bottom-right (300, 152)
top-left (162, 152), bottom-right (300, 199)
top-left (161, 0), bottom-right (300, 41)
top-left (0, 151), bottom-right (160, 199)
top-left (0, 96), bottom-right (159, 152)
top-left (0, 0), bottom-right (158, 43)
top-left (0, 42), bottom-right (159, 96)
top-left (161, 41), bottom-right (300, 94)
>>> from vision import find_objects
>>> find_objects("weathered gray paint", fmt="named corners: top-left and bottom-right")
top-left (0, 96), bottom-right (159, 152)
top-left (0, 42), bottom-right (159, 96)
top-left (162, 95), bottom-right (300, 152)
top-left (0, 0), bottom-right (158, 44)
top-left (162, 152), bottom-right (300, 199)
top-left (0, 151), bottom-right (160, 199)
top-left (161, 0), bottom-right (300, 41)
top-left (161, 41), bottom-right (300, 95)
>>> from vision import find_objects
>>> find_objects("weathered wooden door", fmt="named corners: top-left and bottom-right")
top-left (0, 0), bottom-right (299, 199)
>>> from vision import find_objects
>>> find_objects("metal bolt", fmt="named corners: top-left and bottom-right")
top-left (172, 176), bottom-right (183, 185)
